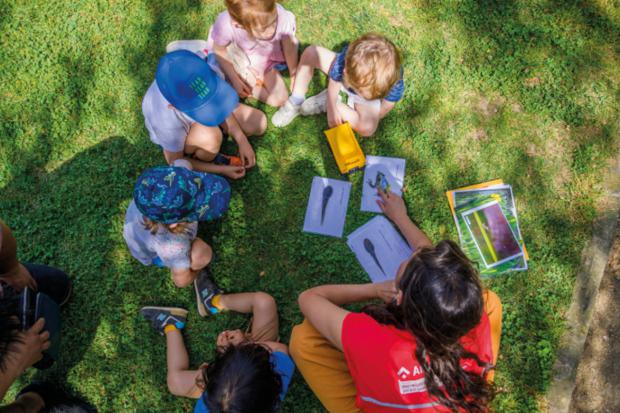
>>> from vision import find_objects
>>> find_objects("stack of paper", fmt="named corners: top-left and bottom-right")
top-left (347, 216), bottom-right (413, 283)
top-left (446, 180), bottom-right (528, 276)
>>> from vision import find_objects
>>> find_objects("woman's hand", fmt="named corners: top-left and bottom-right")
top-left (374, 280), bottom-right (398, 304)
top-left (377, 188), bottom-right (408, 225)
top-left (8, 318), bottom-right (50, 373)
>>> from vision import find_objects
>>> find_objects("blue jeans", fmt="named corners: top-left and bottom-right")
top-left (24, 263), bottom-right (71, 306)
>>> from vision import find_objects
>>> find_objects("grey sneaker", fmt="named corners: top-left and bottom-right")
top-left (272, 100), bottom-right (301, 127)
top-left (300, 89), bottom-right (328, 115)
top-left (166, 40), bottom-right (209, 56)
top-left (194, 269), bottom-right (224, 317)
top-left (140, 306), bottom-right (188, 335)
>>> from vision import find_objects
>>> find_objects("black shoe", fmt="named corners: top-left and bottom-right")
top-left (140, 306), bottom-right (188, 335)
top-left (194, 269), bottom-right (223, 317)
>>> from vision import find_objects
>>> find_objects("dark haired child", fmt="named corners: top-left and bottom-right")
top-left (290, 189), bottom-right (502, 413)
top-left (140, 278), bottom-right (294, 413)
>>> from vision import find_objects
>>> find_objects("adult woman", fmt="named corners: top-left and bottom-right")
top-left (290, 189), bottom-right (502, 412)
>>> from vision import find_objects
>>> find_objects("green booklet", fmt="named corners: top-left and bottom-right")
top-left (452, 185), bottom-right (527, 276)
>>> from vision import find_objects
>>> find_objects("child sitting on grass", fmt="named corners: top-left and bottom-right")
top-left (123, 160), bottom-right (230, 310)
top-left (143, 49), bottom-right (267, 180)
top-left (208, 0), bottom-right (299, 107)
top-left (272, 33), bottom-right (404, 137)
top-left (140, 276), bottom-right (294, 413)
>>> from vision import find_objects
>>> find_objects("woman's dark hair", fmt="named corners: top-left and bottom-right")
top-left (201, 343), bottom-right (282, 413)
top-left (0, 282), bottom-right (21, 372)
top-left (363, 240), bottom-right (494, 412)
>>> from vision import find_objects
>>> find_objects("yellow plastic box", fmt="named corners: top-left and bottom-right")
top-left (324, 123), bottom-right (366, 174)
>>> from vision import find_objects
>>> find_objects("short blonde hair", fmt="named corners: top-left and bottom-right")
top-left (225, 0), bottom-right (277, 38)
top-left (142, 217), bottom-right (192, 235)
top-left (343, 33), bottom-right (402, 100)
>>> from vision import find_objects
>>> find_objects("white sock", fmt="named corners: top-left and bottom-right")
top-left (289, 93), bottom-right (305, 106)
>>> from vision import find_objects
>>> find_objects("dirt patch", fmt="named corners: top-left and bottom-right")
top-left (569, 215), bottom-right (620, 413)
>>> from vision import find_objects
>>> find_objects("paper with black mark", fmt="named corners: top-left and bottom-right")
top-left (361, 156), bottom-right (406, 213)
top-left (347, 216), bottom-right (414, 282)
top-left (303, 177), bottom-right (352, 238)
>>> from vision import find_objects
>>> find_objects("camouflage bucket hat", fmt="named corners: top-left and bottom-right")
top-left (134, 166), bottom-right (231, 224)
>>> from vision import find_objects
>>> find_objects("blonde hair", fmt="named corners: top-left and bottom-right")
top-left (343, 33), bottom-right (402, 100)
top-left (225, 0), bottom-right (277, 38)
top-left (142, 217), bottom-right (192, 235)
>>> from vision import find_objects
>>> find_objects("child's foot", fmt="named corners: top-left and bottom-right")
top-left (272, 100), bottom-right (301, 127)
top-left (213, 153), bottom-right (243, 167)
top-left (301, 89), bottom-right (329, 115)
top-left (166, 40), bottom-right (209, 55)
top-left (194, 269), bottom-right (224, 317)
top-left (140, 306), bottom-right (188, 335)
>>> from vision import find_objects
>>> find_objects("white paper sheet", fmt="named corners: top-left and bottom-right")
top-left (347, 216), bottom-right (413, 282)
top-left (361, 156), bottom-right (406, 213)
top-left (303, 177), bottom-right (352, 238)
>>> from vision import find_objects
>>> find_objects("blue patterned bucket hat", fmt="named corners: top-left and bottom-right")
top-left (134, 166), bottom-right (231, 224)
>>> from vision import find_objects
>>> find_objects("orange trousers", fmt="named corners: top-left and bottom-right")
top-left (289, 290), bottom-right (502, 413)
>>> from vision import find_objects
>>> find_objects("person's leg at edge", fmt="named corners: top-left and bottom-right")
top-left (290, 319), bottom-right (362, 413)
top-left (483, 289), bottom-right (502, 381)
top-left (184, 123), bottom-right (223, 162)
top-left (165, 328), bottom-right (203, 398)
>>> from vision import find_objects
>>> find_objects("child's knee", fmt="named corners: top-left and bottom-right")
top-left (191, 239), bottom-right (213, 270)
top-left (254, 292), bottom-right (276, 312)
top-left (254, 111), bottom-right (268, 135)
top-left (187, 125), bottom-right (223, 155)
top-left (355, 122), bottom-right (378, 138)
top-left (267, 91), bottom-right (288, 108)
top-left (301, 45), bottom-right (319, 64)
top-left (171, 272), bottom-right (194, 288)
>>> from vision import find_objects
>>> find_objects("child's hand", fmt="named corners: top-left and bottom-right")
top-left (327, 104), bottom-right (343, 128)
top-left (232, 75), bottom-right (252, 98)
top-left (377, 188), bottom-right (408, 224)
top-left (221, 165), bottom-right (246, 180)
top-left (238, 141), bottom-right (256, 168)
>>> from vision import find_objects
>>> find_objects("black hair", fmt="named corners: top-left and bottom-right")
top-left (0, 282), bottom-right (22, 372)
top-left (363, 240), bottom-right (494, 412)
top-left (201, 343), bottom-right (282, 413)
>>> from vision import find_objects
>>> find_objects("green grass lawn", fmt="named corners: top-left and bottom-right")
top-left (1, 0), bottom-right (619, 411)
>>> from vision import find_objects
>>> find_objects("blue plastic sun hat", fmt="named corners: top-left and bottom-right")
top-left (134, 166), bottom-right (231, 224)
top-left (155, 50), bottom-right (239, 126)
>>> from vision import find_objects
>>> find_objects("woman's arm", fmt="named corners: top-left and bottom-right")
top-left (377, 189), bottom-right (433, 250)
top-left (298, 283), bottom-right (392, 351)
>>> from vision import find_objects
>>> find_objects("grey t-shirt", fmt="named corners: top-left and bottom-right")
top-left (123, 201), bottom-right (198, 269)
top-left (142, 81), bottom-right (194, 153)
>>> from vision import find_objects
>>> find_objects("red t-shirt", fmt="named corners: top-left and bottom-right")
top-left (341, 312), bottom-right (492, 412)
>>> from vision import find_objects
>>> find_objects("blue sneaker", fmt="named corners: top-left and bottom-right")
top-left (194, 269), bottom-right (224, 317)
top-left (140, 306), bottom-right (188, 335)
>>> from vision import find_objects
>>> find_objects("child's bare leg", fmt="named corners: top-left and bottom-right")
top-left (218, 292), bottom-right (278, 341)
top-left (185, 123), bottom-right (223, 162)
top-left (253, 69), bottom-right (289, 107)
top-left (336, 102), bottom-right (381, 137)
top-left (291, 46), bottom-right (336, 97)
top-left (225, 103), bottom-right (267, 137)
top-left (170, 238), bottom-right (212, 288)
top-left (165, 329), bottom-right (203, 398)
